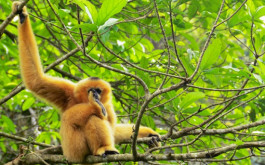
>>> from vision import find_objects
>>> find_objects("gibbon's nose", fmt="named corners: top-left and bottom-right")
top-left (95, 88), bottom-right (102, 94)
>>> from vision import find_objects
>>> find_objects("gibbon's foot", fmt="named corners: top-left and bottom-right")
top-left (12, 1), bottom-right (28, 24)
top-left (148, 134), bottom-right (161, 148)
top-left (102, 150), bottom-right (119, 158)
top-left (95, 146), bottom-right (119, 157)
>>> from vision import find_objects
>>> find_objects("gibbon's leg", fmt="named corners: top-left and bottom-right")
top-left (60, 103), bottom-right (105, 162)
top-left (12, 2), bottom-right (75, 111)
top-left (85, 116), bottom-right (119, 156)
top-left (60, 120), bottom-right (88, 162)
top-left (114, 124), bottom-right (161, 147)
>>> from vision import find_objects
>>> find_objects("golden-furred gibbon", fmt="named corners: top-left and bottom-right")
top-left (12, 1), bottom-right (160, 162)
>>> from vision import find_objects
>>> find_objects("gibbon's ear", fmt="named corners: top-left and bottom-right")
top-left (88, 89), bottom-right (106, 116)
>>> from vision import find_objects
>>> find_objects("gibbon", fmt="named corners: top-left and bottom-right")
top-left (12, 2), bottom-right (160, 162)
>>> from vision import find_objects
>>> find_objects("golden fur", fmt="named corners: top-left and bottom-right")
top-left (12, 2), bottom-right (160, 162)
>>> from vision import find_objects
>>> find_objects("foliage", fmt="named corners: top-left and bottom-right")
top-left (0, 0), bottom-right (265, 164)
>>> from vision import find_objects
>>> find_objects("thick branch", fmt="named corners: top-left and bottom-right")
top-left (6, 141), bottom-right (265, 164)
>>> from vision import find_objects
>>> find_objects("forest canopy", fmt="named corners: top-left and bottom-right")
top-left (0, 0), bottom-right (265, 164)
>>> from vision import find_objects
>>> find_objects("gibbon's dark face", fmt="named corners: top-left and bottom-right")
top-left (87, 77), bottom-right (103, 101)
top-left (87, 88), bottom-right (102, 100)
top-left (74, 77), bottom-right (112, 104)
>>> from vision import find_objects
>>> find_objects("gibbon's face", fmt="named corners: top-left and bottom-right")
top-left (74, 77), bottom-right (112, 104)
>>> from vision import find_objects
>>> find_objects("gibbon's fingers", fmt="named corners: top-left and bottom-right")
top-left (89, 88), bottom-right (106, 116)
top-left (16, 8), bottom-right (26, 24)
top-left (12, 1), bottom-right (28, 24)
top-left (88, 90), bottom-right (106, 117)
top-left (95, 97), bottom-right (106, 116)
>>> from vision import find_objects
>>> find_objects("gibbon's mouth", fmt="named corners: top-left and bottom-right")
top-left (88, 88), bottom-right (106, 116)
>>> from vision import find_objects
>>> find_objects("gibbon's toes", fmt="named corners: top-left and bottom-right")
top-left (148, 134), bottom-right (161, 148)
top-left (96, 146), bottom-right (119, 156)
top-left (12, 1), bottom-right (28, 24)
top-left (102, 150), bottom-right (119, 158)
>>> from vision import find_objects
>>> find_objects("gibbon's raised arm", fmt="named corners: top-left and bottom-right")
top-left (14, 2), bottom-right (75, 111)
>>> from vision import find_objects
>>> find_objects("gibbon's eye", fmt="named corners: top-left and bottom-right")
top-left (95, 88), bottom-right (102, 94)
top-left (87, 88), bottom-right (102, 95)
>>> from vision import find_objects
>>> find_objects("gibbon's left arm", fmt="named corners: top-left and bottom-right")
top-left (12, 2), bottom-right (75, 111)
top-left (114, 124), bottom-right (161, 147)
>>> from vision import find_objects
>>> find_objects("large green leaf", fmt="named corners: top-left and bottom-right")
top-left (0, 115), bottom-right (16, 133)
top-left (200, 38), bottom-right (222, 70)
top-left (69, 0), bottom-right (98, 23)
top-left (96, 0), bottom-right (127, 26)
top-left (179, 92), bottom-right (205, 109)
top-left (22, 98), bottom-right (35, 111)
top-left (254, 6), bottom-right (265, 18)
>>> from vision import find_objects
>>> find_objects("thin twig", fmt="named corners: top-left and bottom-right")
top-left (187, 84), bottom-right (265, 91)
top-left (169, 1), bottom-right (188, 77)
top-left (215, 0), bottom-right (247, 27)
top-left (189, 0), bottom-right (225, 80)
top-left (0, 132), bottom-right (51, 147)
top-left (153, 0), bottom-right (171, 89)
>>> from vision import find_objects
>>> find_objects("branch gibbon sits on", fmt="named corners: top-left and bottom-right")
top-left (12, 2), bottom-right (160, 162)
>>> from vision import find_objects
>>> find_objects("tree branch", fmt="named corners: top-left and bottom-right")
top-left (6, 141), bottom-right (265, 164)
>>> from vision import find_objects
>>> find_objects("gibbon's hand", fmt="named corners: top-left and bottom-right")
top-left (12, 1), bottom-right (28, 24)
top-left (148, 134), bottom-right (162, 148)
top-left (88, 88), bottom-right (107, 116)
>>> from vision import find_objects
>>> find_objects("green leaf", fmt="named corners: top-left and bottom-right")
top-left (181, 33), bottom-right (199, 50)
top-left (36, 132), bottom-right (51, 144)
top-left (249, 107), bottom-right (256, 122)
top-left (58, 9), bottom-right (70, 18)
top-left (72, 23), bottom-right (97, 33)
top-left (142, 115), bottom-right (155, 129)
top-left (180, 56), bottom-right (195, 76)
top-left (22, 98), bottom-right (35, 111)
top-left (96, 0), bottom-right (127, 26)
top-left (200, 38), bottom-right (222, 70)
top-left (254, 6), bottom-right (265, 18)
top-left (98, 18), bottom-right (119, 32)
top-left (247, 0), bottom-right (256, 16)
top-left (0, 141), bottom-right (6, 153)
top-left (189, 116), bottom-right (204, 125)
top-left (227, 10), bottom-right (250, 27)
top-left (83, 2), bottom-right (98, 23)
top-left (70, 0), bottom-right (98, 23)
top-left (182, 107), bottom-right (200, 114)
top-left (1, 115), bottom-right (16, 133)
top-left (235, 140), bottom-right (244, 145)
top-left (179, 92), bottom-right (205, 109)
top-left (187, 0), bottom-right (199, 19)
